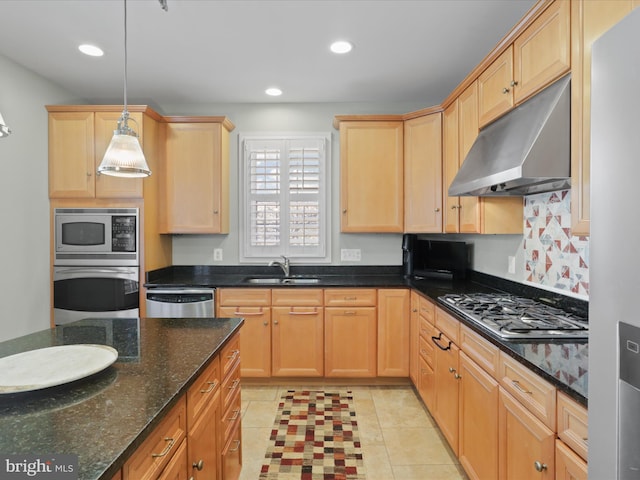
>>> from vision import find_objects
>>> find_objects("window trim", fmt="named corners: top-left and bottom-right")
top-left (238, 132), bottom-right (332, 264)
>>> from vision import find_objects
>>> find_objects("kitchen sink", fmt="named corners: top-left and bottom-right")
top-left (243, 277), bottom-right (320, 285)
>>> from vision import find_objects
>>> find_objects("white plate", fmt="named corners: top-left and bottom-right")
top-left (0, 344), bottom-right (118, 394)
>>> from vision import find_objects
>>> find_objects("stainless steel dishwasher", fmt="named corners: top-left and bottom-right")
top-left (146, 288), bottom-right (215, 317)
top-left (619, 321), bottom-right (640, 479)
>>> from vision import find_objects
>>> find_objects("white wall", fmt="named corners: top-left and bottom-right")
top-left (0, 54), bottom-right (85, 341)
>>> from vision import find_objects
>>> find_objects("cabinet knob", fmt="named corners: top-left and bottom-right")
top-left (434, 208), bottom-right (440, 212)
top-left (274, 320), bottom-right (278, 325)
top-left (213, 210), bottom-right (219, 214)
top-left (263, 321), bottom-right (269, 326)
top-left (193, 459), bottom-right (204, 471)
top-left (448, 367), bottom-right (456, 373)
top-left (87, 172), bottom-right (92, 177)
top-left (502, 87), bottom-right (510, 94)
top-left (534, 461), bottom-right (547, 472)
top-left (454, 373), bottom-right (462, 380)
top-left (342, 209), bottom-right (347, 214)
top-left (510, 80), bottom-right (519, 87)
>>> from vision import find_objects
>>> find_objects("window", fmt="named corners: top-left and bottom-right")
top-left (239, 134), bottom-right (331, 263)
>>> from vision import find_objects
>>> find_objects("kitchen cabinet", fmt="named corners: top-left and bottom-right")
top-left (499, 387), bottom-right (555, 480)
top-left (443, 83), bottom-right (523, 235)
top-left (556, 391), bottom-right (588, 462)
top-left (162, 118), bottom-right (234, 234)
top-left (218, 289), bottom-right (271, 378)
top-left (409, 291), bottom-right (421, 384)
top-left (432, 330), bottom-right (460, 455)
top-left (47, 108), bottom-right (157, 199)
top-left (220, 337), bottom-right (241, 480)
top-left (478, 0), bottom-right (570, 127)
top-left (403, 112), bottom-right (443, 233)
top-left (157, 440), bottom-right (188, 480)
top-left (337, 118), bottom-right (404, 232)
top-left (377, 289), bottom-right (410, 376)
top-left (324, 289), bottom-right (377, 377)
top-left (555, 439), bottom-right (587, 480)
top-left (221, 421), bottom-right (242, 480)
top-left (271, 289), bottom-right (324, 376)
top-left (417, 297), bottom-right (436, 411)
top-left (570, 0), bottom-right (640, 235)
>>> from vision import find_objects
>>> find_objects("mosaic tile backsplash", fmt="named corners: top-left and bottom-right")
top-left (524, 190), bottom-right (589, 297)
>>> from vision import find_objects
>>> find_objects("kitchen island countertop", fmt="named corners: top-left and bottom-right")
top-left (0, 316), bottom-right (243, 480)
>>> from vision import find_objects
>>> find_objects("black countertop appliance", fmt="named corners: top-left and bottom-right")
top-left (402, 234), bottom-right (468, 280)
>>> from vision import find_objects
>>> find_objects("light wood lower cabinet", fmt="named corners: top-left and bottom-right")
top-left (432, 330), bottom-right (460, 455)
top-left (157, 439), bottom-right (188, 480)
top-left (499, 387), bottom-right (555, 480)
top-left (377, 289), bottom-right (410, 376)
top-left (325, 306), bottom-right (377, 377)
top-left (222, 420), bottom-right (242, 480)
top-left (555, 439), bottom-right (587, 480)
top-left (188, 392), bottom-right (221, 480)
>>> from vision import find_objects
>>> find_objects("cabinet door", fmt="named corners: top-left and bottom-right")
top-left (377, 289), bottom-right (410, 376)
top-left (218, 306), bottom-right (271, 378)
top-left (165, 123), bottom-right (226, 233)
top-left (458, 352), bottom-right (499, 480)
top-left (157, 439), bottom-right (188, 480)
top-left (404, 113), bottom-right (443, 233)
top-left (188, 391), bottom-right (221, 480)
top-left (94, 111), bottom-right (143, 198)
top-left (271, 306), bottom-right (324, 376)
top-left (443, 101), bottom-right (460, 233)
top-left (48, 111), bottom-right (95, 198)
top-left (418, 355), bottom-right (435, 412)
top-left (222, 421), bottom-right (242, 480)
top-left (499, 388), bottom-right (555, 480)
top-left (409, 291), bottom-right (420, 384)
top-left (513, 0), bottom-right (570, 104)
top-left (325, 307), bottom-right (377, 377)
top-left (555, 440), bottom-right (587, 480)
top-left (457, 82), bottom-right (482, 234)
top-left (571, 0), bottom-right (638, 235)
top-left (478, 46), bottom-right (515, 127)
top-left (433, 333), bottom-right (460, 455)
top-left (340, 121), bottom-right (404, 232)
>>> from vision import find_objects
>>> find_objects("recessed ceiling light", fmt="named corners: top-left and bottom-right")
top-left (78, 44), bottom-right (104, 57)
top-left (265, 87), bottom-right (283, 97)
top-left (330, 40), bottom-right (353, 54)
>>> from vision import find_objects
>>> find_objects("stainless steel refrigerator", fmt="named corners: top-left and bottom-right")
top-left (590, 7), bottom-right (640, 479)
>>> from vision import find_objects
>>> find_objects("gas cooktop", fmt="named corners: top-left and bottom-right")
top-left (438, 293), bottom-right (588, 340)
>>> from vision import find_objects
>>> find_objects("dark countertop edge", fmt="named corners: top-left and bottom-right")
top-left (99, 319), bottom-right (243, 480)
top-left (145, 266), bottom-right (588, 406)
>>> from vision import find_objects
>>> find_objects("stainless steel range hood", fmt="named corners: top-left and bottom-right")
top-left (448, 74), bottom-right (570, 197)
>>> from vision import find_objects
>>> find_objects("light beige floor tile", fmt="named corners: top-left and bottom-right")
top-left (241, 400), bottom-right (280, 428)
top-left (392, 464), bottom-right (468, 480)
top-left (353, 397), bottom-right (385, 446)
top-left (361, 445), bottom-right (394, 480)
top-left (239, 426), bottom-right (271, 480)
top-left (382, 427), bottom-right (458, 466)
top-left (372, 387), bottom-right (436, 429)
top-left (241, 385), bottom-right (281, 401)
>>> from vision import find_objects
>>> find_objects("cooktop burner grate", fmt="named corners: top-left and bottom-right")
top-left (438, 293), bottom-right (588, 339)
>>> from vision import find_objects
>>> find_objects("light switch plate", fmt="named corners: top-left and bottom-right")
top-left (341, 249), bottom-right (361, 261)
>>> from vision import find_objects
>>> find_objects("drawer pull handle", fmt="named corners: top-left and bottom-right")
top-left (420, 349), bottom-right (428, 356)
top-left (289, 308), bottom-right (318, 315)
top-left (193, 459), bottom-right (204, 471)
top-left (228, 409), bottom-right (240, 421)
top-left (454, 373), bottom-right (462, 380)
top-left (431, 333), bottom-right (451, 351)
top-left (534, 461), bottom-right (547, 472)
top-left (512, 380), bottom-right (532, 395)
top-left (344, 310), bottom-right (357, 316)
top-left (200, 380), bottom-right (218, 393)
top-left (233, 308), bottom-right (263, 316)
top-left (229, 379), bottom-right (240, 390)
top-left (229, 439), bottom-right (241, 453)
top-left (344, 296), bottom-right (357, 300)
top-left (227, 349), bottom-right (240, 360)
top-left (151, 437), bottom-right (175, 458)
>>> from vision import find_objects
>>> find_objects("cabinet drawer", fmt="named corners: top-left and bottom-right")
top-left (418, 295), bottom-right (435, 325)
top-left (222, 420), bottom-right (242, 480)
top-left (555, 439), bottom-right (588, 480)
top-left (218, 288), bottom-right (270, 306)
top-left (459, 324), bottom-right (499, 377)
top-left (419, 317), bottom-right (433, 341)
top-left (123, 398), bottom-right (187, 480)
top-left (498, 352), bottom-right (556, 430)
top-left (272, 288), bottom-right (323, 306)
top-left (222, 388), bottom-right (242, 443)
top-left (435, 307), bottom-right (460, 344)
top-left (557, 391), bottom-right (588, 461)
top-left (221, 360), bottom-right (241, 412)
top-left (419, 334), bottom-right (434, 368)
top-left (157, 438), bottom-right (187, 480)
top-left (324, 288), bottom-right (376, 306)
top-left (187, 355), bottom-right (221, 428)
top-left (221, 333), bottom-right (241, 379)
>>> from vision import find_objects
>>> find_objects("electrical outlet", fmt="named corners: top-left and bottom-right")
top-left (508, 255), bottom-right (516, 274)
top-left (341, 249), bottom-right (361, 261)
top-left (214, 248), bottom-right (223, 262)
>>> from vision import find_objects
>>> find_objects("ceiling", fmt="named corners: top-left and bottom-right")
top-left (0, 0), bottom-right (536, 110)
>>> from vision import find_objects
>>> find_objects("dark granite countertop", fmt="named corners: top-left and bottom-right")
top-left (0, 316), bottom-right (243, 480)
top-left (146, 265), bottom-right (588, 406)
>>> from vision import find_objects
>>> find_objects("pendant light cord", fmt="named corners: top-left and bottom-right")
top-left (123, 0), bottom-right (128, 117)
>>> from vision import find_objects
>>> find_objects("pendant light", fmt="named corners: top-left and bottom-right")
top-left (98, 0), bottom-right (151, 178)
top-left (0, 111), bottom-right (11, 138)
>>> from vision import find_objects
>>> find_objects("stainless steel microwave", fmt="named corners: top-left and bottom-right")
top-left (54, 208), bottom-right (139, 266)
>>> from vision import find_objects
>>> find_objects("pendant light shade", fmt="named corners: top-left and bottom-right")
top-left (0, 111), bottom-right (11, 138)
top-left (97, 0), bottom-right (151, 178)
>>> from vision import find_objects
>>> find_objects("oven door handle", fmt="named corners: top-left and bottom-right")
top-left (431, 332), bottom-right (452, 351)
top-left (54, 267), bottom-right (139, 281)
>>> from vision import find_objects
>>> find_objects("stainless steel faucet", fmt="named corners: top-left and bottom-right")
top-left (269, 255), bottom-right (290, 277)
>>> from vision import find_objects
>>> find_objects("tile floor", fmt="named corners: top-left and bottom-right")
top-left (239, 385), bottom-right (468, 480)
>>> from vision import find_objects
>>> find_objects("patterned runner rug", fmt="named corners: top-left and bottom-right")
top-left (259, 390), bottom-right (366, 480)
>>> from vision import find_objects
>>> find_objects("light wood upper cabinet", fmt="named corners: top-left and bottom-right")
top-left (338, 119), bottom-right (404, 232)
top-left (403, 113), bottom-right (443, 233)
top-left (513, 0), bottom-right (570, 104)
top-left (48, 109), bottom-right (144, 198)
top-left (478, 46), bottom-right (516, 127)
top-left (162, 119), bottom-right (233, 234)
top-left (571, 0), bottom-right (639, 235)
top-left (443, 100), bottom-right (461, 233)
